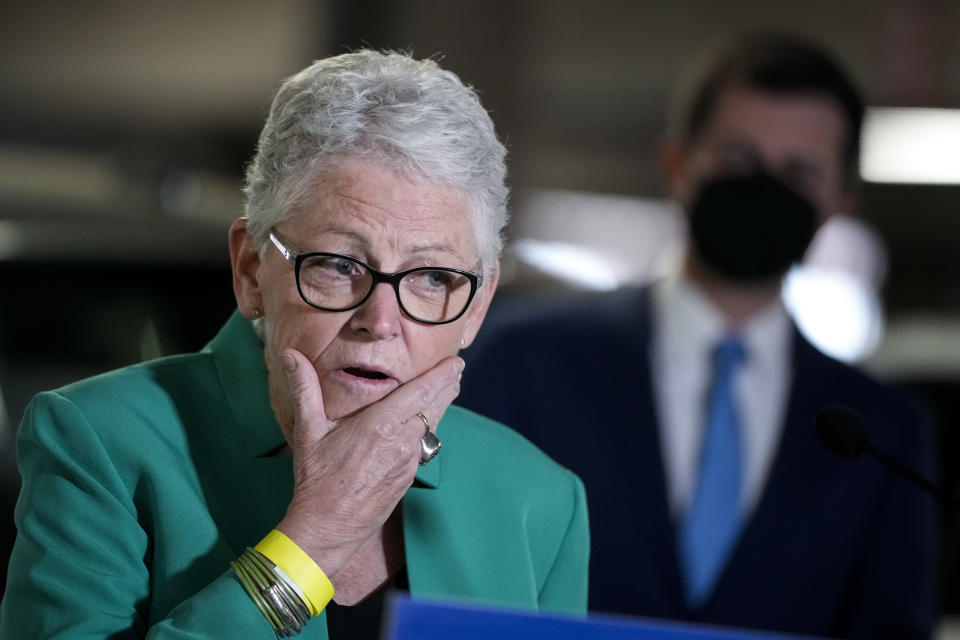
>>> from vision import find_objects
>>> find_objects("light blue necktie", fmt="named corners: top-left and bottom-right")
top-left (679, 336), bottom-right (746, 608)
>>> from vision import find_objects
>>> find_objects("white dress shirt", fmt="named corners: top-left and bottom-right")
top-left (650, 276), bottom-right (793, 521)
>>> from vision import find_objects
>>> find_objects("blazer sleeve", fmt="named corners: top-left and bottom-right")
top-left (537, 471), bottom-right (590, 615)
top-left (0, 391), bottom-right (278, 639)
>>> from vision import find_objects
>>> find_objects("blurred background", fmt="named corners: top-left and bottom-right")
top-left (1, 0), bottom-right (960, 630)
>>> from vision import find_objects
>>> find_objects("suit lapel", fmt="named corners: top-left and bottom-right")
top-left (749, 331), bottom-right (828, 513)
top-left (633, 290), bottom-right (688, 610)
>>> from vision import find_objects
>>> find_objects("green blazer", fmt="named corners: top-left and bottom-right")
top-left (0, 312), bottom-right (588, 639)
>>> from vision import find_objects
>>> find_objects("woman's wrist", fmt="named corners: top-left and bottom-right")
top-left (254, 529), bottom-right (335, 616)
top-left (275, 512), bottom-right (359, 580)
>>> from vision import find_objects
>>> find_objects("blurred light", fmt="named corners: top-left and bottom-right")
top-left (511, 239), bottom-right (620, 290)
top-left (782, 266), bottom-right (884, 363)
top-left (0, 221), bottom-right (26, 260)
top-left (0, 144), bottom-right (121, 208)
top-left (861, 107), bottom-right (960, 184)
top-left (865, 315), bottom-right (960, 380)
top-left (160, 169), bottom-right (204, 217)
top-left (514, 189), bottom-right (685, 286)
top-left (139, 319), bottom-right (164, 361)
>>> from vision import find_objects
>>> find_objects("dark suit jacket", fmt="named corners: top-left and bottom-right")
top-left (458, 286), bottom-right (937, 640)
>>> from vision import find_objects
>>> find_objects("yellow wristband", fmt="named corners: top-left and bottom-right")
top-left (255, 529), bottom-right (335, 616)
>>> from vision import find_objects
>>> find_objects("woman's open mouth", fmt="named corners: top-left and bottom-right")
top-left (343, 367), bottom-right (390, 381)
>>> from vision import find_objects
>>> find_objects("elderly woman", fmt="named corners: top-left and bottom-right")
top-left (0, 51), bottom-right (588, 638)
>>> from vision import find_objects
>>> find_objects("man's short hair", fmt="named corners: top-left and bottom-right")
top-left (668, 32), bottom-right (865, 186)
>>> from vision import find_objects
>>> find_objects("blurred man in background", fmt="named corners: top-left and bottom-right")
top-left (459, 32), bottom-right (937, 639)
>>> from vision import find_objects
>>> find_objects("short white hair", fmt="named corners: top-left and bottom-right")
top-left (243, 50), bottom-right (509, 277)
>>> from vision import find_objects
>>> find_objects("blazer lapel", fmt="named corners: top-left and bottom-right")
top-left (400, 457), bottom-right (515, 605)
top-left (401, 433), bottom-right (463, 600)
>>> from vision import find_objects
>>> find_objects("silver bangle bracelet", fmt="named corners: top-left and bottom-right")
top-left (234, 547), bottom-right (312, 637)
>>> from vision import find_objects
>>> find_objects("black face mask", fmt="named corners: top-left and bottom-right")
top-left (687, 171), bottom-right (817, 282)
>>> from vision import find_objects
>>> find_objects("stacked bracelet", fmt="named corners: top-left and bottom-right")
top-left (255, 529), bottom-right (335, 616)
top-left (232, 530), bottom-right (335, 637)
top-left (232, 548), bottom-right (310, 637)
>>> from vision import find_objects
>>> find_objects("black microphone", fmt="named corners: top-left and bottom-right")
top-left (816, 405), bottom-right (959, 510)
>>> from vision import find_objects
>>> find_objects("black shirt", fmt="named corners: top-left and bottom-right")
top-left (324, 568), bottom-right (409, 640)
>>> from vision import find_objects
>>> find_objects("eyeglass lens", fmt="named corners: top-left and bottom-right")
top-left (297, 255), bottom-right (473, 322)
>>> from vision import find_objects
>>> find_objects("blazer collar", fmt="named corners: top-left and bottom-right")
top-left (206, 310), bottom-right (442, 488)
top-left (206, 311), bottom-right (284, 458)
top-left (413, 452), bottom-right (441, 488)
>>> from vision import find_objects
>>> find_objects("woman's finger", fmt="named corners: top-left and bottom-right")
top-left (280, 348), bottom-right (335, 444)
top-left (409, 374), bottom-right (461, 436)
top-left (369, 356), bottom-right (464, 429)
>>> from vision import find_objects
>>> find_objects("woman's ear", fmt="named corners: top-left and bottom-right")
top-left (459, 262), bottom-right (500, 349)
top-left (229, 218), bottom-right (264, 319)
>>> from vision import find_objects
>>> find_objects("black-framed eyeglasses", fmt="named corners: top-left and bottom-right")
top-left (269, 231), bottom-right (483, 325)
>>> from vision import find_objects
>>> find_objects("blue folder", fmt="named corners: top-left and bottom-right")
top-left (384, 595), bottom-right (826, 640)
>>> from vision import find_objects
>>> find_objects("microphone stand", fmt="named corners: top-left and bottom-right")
top-left (865, 443), bottom-right (960, 512)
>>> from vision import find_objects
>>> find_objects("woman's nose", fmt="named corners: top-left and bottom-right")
top-left (348, 282), bottom-right (402, 339)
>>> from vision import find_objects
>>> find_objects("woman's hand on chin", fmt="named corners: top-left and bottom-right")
top-left (275, 347), bottom-right (463, 578)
